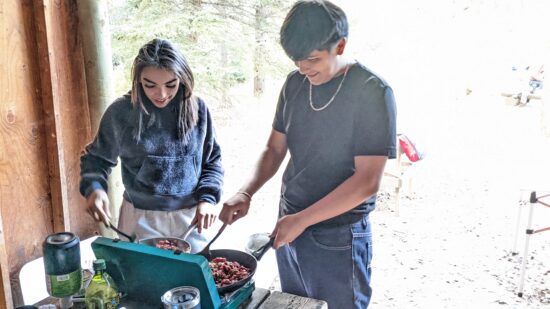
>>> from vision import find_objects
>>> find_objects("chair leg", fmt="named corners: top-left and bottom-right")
top-left (517, 191), bottom-right (537, 297)
top-left (512, 192), bottom-right (525, 255)
top-left (394, 178), bottom-right (402, 216)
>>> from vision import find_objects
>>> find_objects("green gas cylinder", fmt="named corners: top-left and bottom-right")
top-left (43, 232), bottom-right (82, 298)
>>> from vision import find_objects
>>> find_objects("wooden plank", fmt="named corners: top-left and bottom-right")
top-left (34, 0), bottom-right (95, 237)
top-left (35, 0), bottom-right (71, 233)
top-left (241, 287), bottom-right (270, 308)
top-left (0, 0), bottom-right (12, 307)
top-left (0, 214), bottom-right (12, 308)
top-left (258, 291), bottom-right (328, 309)
top-left (0, 0), bottom-right (96, 306)
top-left (0, 0), bottom-right (59, 306)
top-left (51, 0), bottom-right (95, 238)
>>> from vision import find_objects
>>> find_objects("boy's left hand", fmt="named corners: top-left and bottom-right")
top-left (271, 213), bottom-right (308, 249)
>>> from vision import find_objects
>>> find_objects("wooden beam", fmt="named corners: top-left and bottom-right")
top-left (33, 0), bottom-right (95, 235)
top-left (0, 216), bottom-right (12, 309)
top-left (0, 0), bottom-right (58, 306)
top-left (0, 0), bottom-right (96, 306)
top-left (33, 0), bottom-right (70, 233)
top-left (0, 1), bottom-right (11, 306)
top-left (77, 0), bottom-right (122, 237)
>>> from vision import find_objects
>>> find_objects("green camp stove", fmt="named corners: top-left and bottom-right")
top-left (91, 237), bottom-right (255, 309)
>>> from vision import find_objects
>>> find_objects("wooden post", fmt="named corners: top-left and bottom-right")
top-left (33, 0), bottom-right (72, 233)
top-left (0, 216), bottom-right (12, 308)
top-left (32, 0), bottom-right (95, 237)
top-left (0, 0), bottom-right (96, 306)
top-left (76, 0), bottom-right (122, 234)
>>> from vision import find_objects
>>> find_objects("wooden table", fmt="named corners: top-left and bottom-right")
top-left (243, 288), bottom-right (327, 309)
top-left (35, 288), bottom-right (327, 308)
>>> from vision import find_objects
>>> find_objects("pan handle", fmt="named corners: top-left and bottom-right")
top-left (251, 237), bottom-right (274, 261)
top-left (180, 222), bottom-right (198, 241)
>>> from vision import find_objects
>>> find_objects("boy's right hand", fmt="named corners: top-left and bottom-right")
top-left (219, 193), bottom-right (251, 224)
top-left (86, 189), bottom-right (111, 226)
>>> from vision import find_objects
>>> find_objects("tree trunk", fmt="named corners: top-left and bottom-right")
top-left (253, 3), bottom-right (267, 97)
top-left (220, 41), bottom-right (230, 107)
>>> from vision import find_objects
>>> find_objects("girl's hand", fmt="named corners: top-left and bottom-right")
top-left (193, 202), bottom-right (217, 233)
top-left (86, 189), bottom-right (111, 226)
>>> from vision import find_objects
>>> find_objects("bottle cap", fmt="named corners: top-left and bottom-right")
top-left (93, 259), bottom-right (106, 271)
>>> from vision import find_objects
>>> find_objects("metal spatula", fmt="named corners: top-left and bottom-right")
top-left (198, 222), bottom-right (227, 260)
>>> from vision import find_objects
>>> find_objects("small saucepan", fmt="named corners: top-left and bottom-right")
top-left (138, 236), bottom-right (192, 253)
top-left (138, 223), bottom-right (197, 253)
top-left (109, 222), bottom-right (197, 253)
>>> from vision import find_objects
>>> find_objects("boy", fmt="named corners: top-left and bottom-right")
top-left (220, 1), bottom-right (396, 307)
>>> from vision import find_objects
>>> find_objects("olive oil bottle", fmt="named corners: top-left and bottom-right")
top-left (85, 259), bottom-right (120, 309)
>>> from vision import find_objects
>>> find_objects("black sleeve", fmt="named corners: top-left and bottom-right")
top-left (353, 78), bottom-right (397, 158)
top-left (195, 104), bottom-right (224, 204)
top-left (79, 103), bottom-right (122, 197)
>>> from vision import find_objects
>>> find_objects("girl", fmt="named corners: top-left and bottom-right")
top-left (80, 38), bottom-right (223, 252)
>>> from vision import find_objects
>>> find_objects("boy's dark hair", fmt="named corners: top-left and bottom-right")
top-left (280, 0), bottom-right (348, 61)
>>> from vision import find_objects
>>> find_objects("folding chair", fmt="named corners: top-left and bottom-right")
top-left (512, 191), bottom-right (550, 297)
top-left (382, 134), bottom-right (423, 215)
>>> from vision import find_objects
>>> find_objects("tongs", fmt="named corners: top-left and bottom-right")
top-left (105, 221), bottom-right (134, 243)
top-left (198, 222), bottom-right (227, 260)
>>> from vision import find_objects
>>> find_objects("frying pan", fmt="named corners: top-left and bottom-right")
top-left (209, 249), bottom-right (257, 294)
top-left (209, 238), bottom-right (273, 294)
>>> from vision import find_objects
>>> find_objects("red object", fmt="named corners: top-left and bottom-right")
top-left (398, 134), bottom-right (422, 162)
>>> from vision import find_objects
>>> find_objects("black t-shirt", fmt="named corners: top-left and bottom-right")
top-left (273, 62), bottom-right (397, 219)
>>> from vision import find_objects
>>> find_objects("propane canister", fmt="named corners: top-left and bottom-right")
top-left (43, 232), bottom-right (82, 298)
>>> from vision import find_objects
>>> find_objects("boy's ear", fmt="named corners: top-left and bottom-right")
top-left (336, 38), bottom-right (347, 55)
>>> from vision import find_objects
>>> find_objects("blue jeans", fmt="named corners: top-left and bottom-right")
top-left (276, 215), bottom-right (373, 308)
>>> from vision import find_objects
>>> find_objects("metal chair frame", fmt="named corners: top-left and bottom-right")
top-left (513, 191), bottom-right (550, 297)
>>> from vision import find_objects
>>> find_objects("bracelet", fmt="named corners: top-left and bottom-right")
top-left (237, 191), bottom-right (252, 200)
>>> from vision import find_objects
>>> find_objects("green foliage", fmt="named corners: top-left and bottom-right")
top-left (108, 0), bottom-right (293, 104)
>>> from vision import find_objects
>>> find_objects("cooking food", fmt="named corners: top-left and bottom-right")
top-left (155, 239), bottom-right (180, 250)
top-left (209, 257), bottom-right (250, 287)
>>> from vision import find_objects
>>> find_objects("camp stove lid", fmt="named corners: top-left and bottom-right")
top-left (91, 237), bottom-right (221, 308)
top-left (91, 237), bottom-right (256, 309)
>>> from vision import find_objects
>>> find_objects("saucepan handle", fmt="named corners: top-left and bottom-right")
top-left (180, 222), bottom-right (198, 241)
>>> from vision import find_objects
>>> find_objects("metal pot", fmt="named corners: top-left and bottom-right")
top-left (109, 222), bottom-right (197, 253)
top-left (138, 222), bottom-right (197, 253)
top-left (138, 236), bottom-right (192, 253)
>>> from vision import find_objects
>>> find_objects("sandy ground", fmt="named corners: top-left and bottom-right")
top-left (206, 85), bottom-right (550, 309)
top-left (367, 92), bottom-right (550, 309)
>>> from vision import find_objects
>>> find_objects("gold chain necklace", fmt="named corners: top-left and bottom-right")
top-left (309, 64), bottom-right (351, 112)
